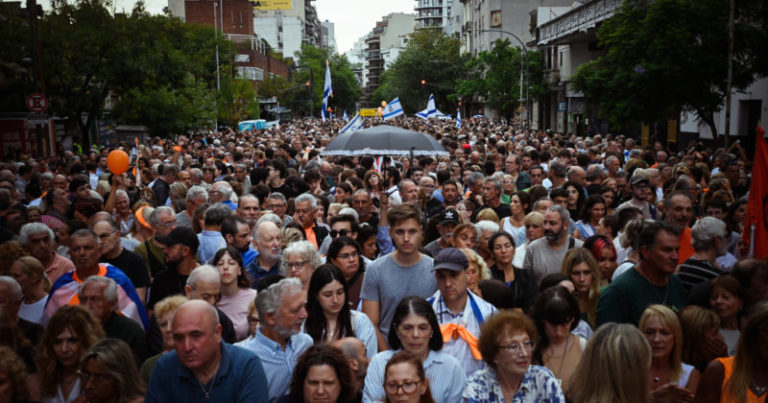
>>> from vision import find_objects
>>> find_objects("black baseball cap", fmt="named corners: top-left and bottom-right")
top-left (155, 227), bottom-right (199, 252)
top-left (438, 209), bottom-right (460, 226)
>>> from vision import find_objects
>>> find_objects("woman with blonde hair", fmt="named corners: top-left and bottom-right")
top-left (512, 211), bottom-right (545, 269)
top-left (639, 305), bottom-right (699, 399)
top-left (475, 208), bottom-right (499, 224)
top-left (560, 248), bottom-right (601, 327)
top-left (459, 248), bottom-right (491, 297)
top-left (10, 256), bottom-right (50, 326)
top-left (452, 223), bottom-right (477, 249)
top-left (697, 301), bottom-right (768, 403)
top-left (568, 323), bottom-right (652, 403)
top-left (36, 305), bottom-right (104, 403)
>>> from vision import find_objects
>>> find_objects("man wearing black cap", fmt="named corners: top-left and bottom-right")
top-left (425, 209), bottom-right (460, 257)
top-left (148, 227), bottom-right (200, 310)
top-left (428, 248), bottom-right (497, 376)
top-left (615, 169), bottom-right (656, 219)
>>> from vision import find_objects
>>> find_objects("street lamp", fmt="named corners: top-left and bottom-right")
top-left (290, 65), bottom-right (314, 117)
top-left (476, 29), bottom-right (529, 130)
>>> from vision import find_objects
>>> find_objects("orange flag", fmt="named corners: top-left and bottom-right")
top-left (743, 124), bottom-right (768, 259)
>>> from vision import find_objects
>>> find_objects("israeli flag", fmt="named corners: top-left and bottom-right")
top-left (321, 60), bottom-right (332, 121)
top-left (382, 97), bottom-right (405, 120)
top-left (343, 110), bottom-right (348, 121)
top-left (340, 113), bottom-right (363, 134)
top-left (415, 94), bottom-right (437, 119)
top-left (456, 110), bottom-right (462, 128)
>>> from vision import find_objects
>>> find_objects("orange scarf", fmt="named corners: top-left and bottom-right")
top-left (440, 323), bottom-right (482, 359)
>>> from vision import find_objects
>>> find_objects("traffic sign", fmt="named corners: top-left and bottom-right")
top-left (26, 93), bottom-right (48, 113)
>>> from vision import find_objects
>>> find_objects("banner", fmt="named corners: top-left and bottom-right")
top-left (250, 0), bottom-right (292, 10)
top-left (743, 124), bottom-right (768, 259)
top-left (360, 108), bottom-right (378, 117)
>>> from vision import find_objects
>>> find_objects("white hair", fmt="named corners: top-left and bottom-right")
top-left (186, 265), bottom-right (221, 289)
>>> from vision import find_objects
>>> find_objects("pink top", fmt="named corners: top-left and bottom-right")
top-left (217, 288), bottom-right (258, 341)
top-left (46, 253), bottom-right (74, 284)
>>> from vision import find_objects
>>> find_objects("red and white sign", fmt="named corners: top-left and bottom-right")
top-left (26, 93), bottom-right (48, 113)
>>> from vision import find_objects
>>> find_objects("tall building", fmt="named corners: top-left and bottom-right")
top-left (414, 0), bottom-right (453, 30)
top-left (363, 13), bottom-right (415, 104)
top-left (320, 20), bottom-right (336, 51)
top-left (250, 0), bottom-right (321, 60)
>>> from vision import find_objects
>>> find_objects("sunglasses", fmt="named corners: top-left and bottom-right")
top-left (330, 229), bottom-right (350, 238)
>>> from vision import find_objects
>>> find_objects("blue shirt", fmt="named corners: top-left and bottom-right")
top-left (146, 342), bottom-right (269, 403)
top-left (363, 349), bottom-right (466, 403)
top-left (242, 330), bottom-right (314, 402)
top-left (463, 366), bottom-right (565, 403)
top-left (197, 230), bottom-right (226, 264)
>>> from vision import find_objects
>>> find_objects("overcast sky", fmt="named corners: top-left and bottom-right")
top-left (98, 0), bottom-right (415, 54)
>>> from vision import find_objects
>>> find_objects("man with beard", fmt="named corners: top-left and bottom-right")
top-left (523, 205), bottom-right (583, 285)
top-left (333, 337), bottom-right (370, 402)
top-left (147, 227), bottom-right (200, 310)
top-left (221, 216), bottom-right (256, 266)
top-left (241, 277), bottom-right (312, 401)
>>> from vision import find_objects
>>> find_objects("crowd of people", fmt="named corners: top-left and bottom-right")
top-left (0, 116), bottom-right (767, 403)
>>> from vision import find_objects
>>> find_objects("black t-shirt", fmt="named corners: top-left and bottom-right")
top-left (102, 249), bottom-right (151, 290)
top-left (473, 203), bottom-right (512, 220)
top-left (147, 268), bottom-right (188, 310)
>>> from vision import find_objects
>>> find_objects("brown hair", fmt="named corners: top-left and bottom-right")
top-left (384, 351), bottom-right (435, 403)
top-left (478, 309), bottom-right (538, 370)
top-left (386, 203), bottom-right (421, 227)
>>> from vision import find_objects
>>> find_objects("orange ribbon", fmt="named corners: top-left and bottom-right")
top-left (440, 323), bottom-right (482, 360)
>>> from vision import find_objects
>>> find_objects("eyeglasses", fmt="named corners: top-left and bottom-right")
top-left (286, 260), bottom-right (309, 269)
top-left (500, 340), bottom-right (536, 355)
top-left (78, 370), bottom-right (111, 384)
top-left (247, 316), bottom-right (260, 324)
top-left (337, 251), bottom-right (358, 260)
top-left (330, 229), bottom-right (350, 238)
top-left (384, 380), bottom-right (421, 394)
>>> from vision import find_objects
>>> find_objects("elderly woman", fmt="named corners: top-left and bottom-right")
top-left (512, 212), bottom-right (544, 269)
top-left (463, 309), bottom-right (564, 402)
top-left (452, 223), bottom-right (477, 249)
top-left (280, 240), bottom-right (322, 291)
top-left (460, 248), bottom-right (492, 298)
top-left (139, 295), bottom-right (187, 383)
top-left (363, 297), bottom-right (466, 402)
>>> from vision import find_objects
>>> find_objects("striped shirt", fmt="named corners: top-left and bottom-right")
top-left (363, 349), bottom-right (466, 403)
top-left (677, 258), bottom-right (723, 297)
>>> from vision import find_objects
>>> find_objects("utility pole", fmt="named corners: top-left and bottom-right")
top-left (724, 0), bottom-right (735, 147)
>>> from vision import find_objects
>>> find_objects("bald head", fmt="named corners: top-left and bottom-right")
top-left (173, 299), bottom-right (219, 331)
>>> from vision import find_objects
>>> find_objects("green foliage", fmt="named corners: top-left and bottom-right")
top-left (217, 79), bottom-right (260, 125)
top-left (372, 28), bottom-right (465, 114)
top-left (456, 39), bottom-right (545, 119)
top-left (290, 44), bottom-right (362, 117)
top-left (572, 0), bottom-right (767, 134)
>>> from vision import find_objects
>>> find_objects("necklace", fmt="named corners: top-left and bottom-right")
top-left (199, 377), bottom-right (216, 400)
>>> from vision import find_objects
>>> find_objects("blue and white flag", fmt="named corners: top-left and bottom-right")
top-left (382, 97), bottom-right (404, 120)
top-left (343, 110), bottom-right (348, 121)
top-left (456, 110), bottom-right (462, 128)
top-left (339, 113), bottom-right (363, 134)
top-left (321, 60), bottom-right (332, 122)
top-left (415, 94), bottom-right (437, 120)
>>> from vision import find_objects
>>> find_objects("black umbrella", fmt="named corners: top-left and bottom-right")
top-left (320, 125), bottom-right (449, 157)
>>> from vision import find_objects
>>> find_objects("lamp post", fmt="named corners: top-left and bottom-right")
top-left (290, 65), bottom-right (314, 117)
top-left (476, 29), bottom-right (529, 130)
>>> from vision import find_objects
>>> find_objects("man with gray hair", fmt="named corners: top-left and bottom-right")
top-left (523, 205), bottom-right (583, 284)
top-left (678, 217), bottom-right (728, 296)
top-left (266, 192), bottom-right (293, 227)
top-left (242, 277), bottom-right (312, 400)
top-left (79, 276), bottom-right (146, 364)
top-left (197, 203), bottom-right (230, 264)
top-left (19, 222), bottom-right (74, 284)
top-left (545, 160), bottom-right (567, 189)
top-left (136, 206), bottom-right (177, 277)
top-left (184, 265), bottom-right (236, 343)
top-left (246, 218), bottom-right (283, 288)
top-left (176, 185), bottom-right (208, 228)
top-left (476, 177), bottom-right (511, 219)
top-left (211, 181), bottom-right (236, 210)
top-left (293, 193), bottom-right (329, 250)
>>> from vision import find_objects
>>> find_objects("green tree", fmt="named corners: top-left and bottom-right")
top-left (572, 0), bottom-right (768, 135)
top-left (456, 39), bottom-right (545, 119)
top-left (217, 79), bottom-right (260, 125)
top-left (372, 28), bottom-right (465, 114)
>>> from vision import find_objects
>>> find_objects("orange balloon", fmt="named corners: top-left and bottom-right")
top-left (107, 150), bottom-right (130, 175)
top-left (381, 101), bottom-right (387, 108)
